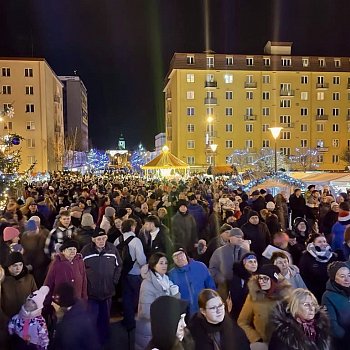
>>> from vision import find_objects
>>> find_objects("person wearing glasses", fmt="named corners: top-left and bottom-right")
top-left (269, 288), bottom-right (330, 350)
top-left (188, 289), bottom-right (250, 350)
top-left (238, 265), bottom-right (291, 349)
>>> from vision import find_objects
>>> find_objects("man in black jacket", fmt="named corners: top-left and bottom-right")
top-left (81, 229), bottom-right (122, 346)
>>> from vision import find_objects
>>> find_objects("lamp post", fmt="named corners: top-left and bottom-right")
top-left (210, 143), bottom-right (218, 167)
top-left (269, 127), bottom-right (282, 173)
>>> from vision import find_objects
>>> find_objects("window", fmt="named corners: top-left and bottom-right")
top-left (225, 124), bottom-right (233, 132)
top-left (225, 156), bottom-right (231, 164)
top-left (225, 107), bottom-right (233, 116)
top-left (262, 107), bottom-right (270, 116)
top-left (187, 140), bottom-right (195, 149)
top-left (262, 91), bottom-right (270, 100)
top-left (27, 156), bottom-right (36, 165)
top-left (26, 121), bottom-right (35, 130)
top-left (246, 107), bottom-right (253, 116)
top-left (333, 124), bottom-right (339, 132)
top-left (318, 58), bottom-right (326, 67)
top-left (2, 68), bottom-right (10, 77)
top-left (4, 121), bottom-right (12, 130)
top-left (334, 59), bottom-right (341, 68)
top-left (246, 91), bottom-right (253, 100)
top-left (333, 76), bottom-right (340, 84)
top-left (226, 56), bottom-right (233, 65)
top-left (186, 55), bottom-right (194, 65)
top-left (2, 85), bottom-right (11, 94)
top-left (187, 124), bottom-right (195, 133)
top-left (302, 58), bottom-right (309, 67)
top-left (25, 104), bottom-right (35, 113)
top-left (332, 139), bottom-right (340, 148)
top-left (206, 74), bottom-right (215, 82)
top-left (246, 75), bottom-right (254, 83)
top-left (317, 76), bottom-right (325, 84)
top-left (262, 140), bottom-right (270, 148)
top-left (246, 124), bottom-right (253, 132)
top-left (206, 91), bottom-right (214, 99)
top-left (347, 108), bottom-right (350, 117)
top-left (3, 103), bottom-right (12, 111)
top-left (186, 74), bottom-right (195, 83)
top-left (245, 140), bottom-right (253, 148)
top-left (301, 124), bottom-right (308, 132)
top-left (206, 124), bottom-right (214, 137)
top-left (207, 56), bottom-right (214, 68)
top-left (187, 156), bottom-right (195, 165)
top-left (301, 92), bottom-right (308, 100)
top-left (224, 74), bottom-right (233, 83)
top-left (332, 155), bottom-right (339, 163)
top-left (186, 91), bottom-right (194, 99)
top-left (246, 57), bottom-right (254, 66)
top-left (281, 131), bottom-right (291, 140)
top-left (280, 115), bottom-right (291, 124)
top-left (225, 91), bottom-right (233, 100)
top-left (262, 75), bottom-right (270, 84)
top-left (281, 58), bottom-right (292, 66)
top-left (25, 86), bottom-right (34, 95)
top-left (280, 147), bottom-right (291, 156)
top-left (187, 107), bottom-right (195, 116)
top-left (316, 155), bottom-right (324, 163)
top-left (27, 139), bottom-right (35, 148)
top-left (333, 108), bottom-right (339, 116)
top-left (301, 108), bottom-right (308, 116)
top-left (24, 68), bottom-right (33, 77)
top-left (280, 99), bottom-right (291, 108)
top-left (333, 92), bottom-right (340, 100)
top-left (262, 124), bottom-right (269, 132)
top-left (348, 92), bottom-right (350, 101)
top-left (317, 139), bottom-right (324, 148)
top-left (263, 57), bottom-right (270, 66)
top-left (316, 124), bottom-right (324, 132)
top-left (301, 76), bottom-right (308, 84)
top-left (317, 92), bottom-right (324, 100)
top-left (206, 107), bottom-right (214, 115)
top-left (225, 140), bottom-right (233, 148)
top-left (317, 108), bottom-right (325, 116)
top-left (301, 140), bottom-right (308, 148)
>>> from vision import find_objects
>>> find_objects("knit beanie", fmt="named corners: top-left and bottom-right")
top-left (29, 216), bottom-right (41, 226)
top-left (248, 210), bottom-right (259, 219)
top-left (6, 251), bottom-right (24, 267)
top-left (27, 286), bottom-right (50, 310)
top-left (3, 226), bottom-right (20, 242)
top-left (327, 261), bottom-right (349, 281)
top-left (257, 264), bottom-right (280, 282)
top-left (59, 239), bottom-right (79, 252)
top-left (177, 199), bottom-right (189, 208)
top-left (81, 213), bottom-right (94, 227)
top-left (25, 220), bottom-right (38, 232)
top-left (117, 208), bottom-right (128, 219)
top-left (105, 206), bottom-right (116, 218)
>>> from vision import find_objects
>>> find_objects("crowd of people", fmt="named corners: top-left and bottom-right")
top-left (0, 171), bottom-right (350, 349)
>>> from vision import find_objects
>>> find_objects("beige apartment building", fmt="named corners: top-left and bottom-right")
top-left (0, 58), bottom-right (64, 172)
top-left (164, 42), bottom-right (350, 171)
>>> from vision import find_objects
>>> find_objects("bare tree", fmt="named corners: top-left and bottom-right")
top-left (288, 148), bottom-right (320, 172)
top-left (228, 149), bottom-right (251, 172)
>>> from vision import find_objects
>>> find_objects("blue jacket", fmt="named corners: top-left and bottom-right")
top-left (331, 221), bottom-right (347, 251)
top-left (168, 259), bottom-right (216, 315)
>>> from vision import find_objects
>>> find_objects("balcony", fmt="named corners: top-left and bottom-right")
top-left (316, 83), bottom-right (329, 89)
top-left (316, 147), bottom-right (329, 152)
top-left (206, 131), bottom-right (218, 138)
top-left (244, 82), bottom-right (257, 88)
top-left (204, 97), bottom-right (217, 105)
top-left (347, 114), bottom-right (350, 121)
top-left (315, 115), bottom-right (329, 120)
top-left (244, 115), bottom-right (257, 121)
top-left (280, 89), bottom-right (295, 96)
top-left (280, 122), bottom-right (295, 128)
top-left (205, 81), bottom-right (217, 88)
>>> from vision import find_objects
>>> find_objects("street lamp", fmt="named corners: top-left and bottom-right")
top-left (210, 143), bottom-right (218, 167)
top-left (269, 127), bottom-right (282, 173)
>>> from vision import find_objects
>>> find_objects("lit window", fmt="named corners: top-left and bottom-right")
top-left (224, 74), bottom-right (233, 83)
top-left (186, 107), bottom-right (195, 116)
top-left (207, 56), bottom-right (214, 68)
top-left (186, 91), bottom-right (195, 99)
top-left (186, 74), bottom-right (195, 83)
top-left (187, 140), bottom-right (195, 149)
top-left (301, 124), bottom-right (308, 132)
top-left (302, 58), bottom-right (309, 67)
top-left (301, 92), bottom-right (308, 100)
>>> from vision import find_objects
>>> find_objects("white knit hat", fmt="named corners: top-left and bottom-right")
top-left (27, 286), bottom-right (50, 310)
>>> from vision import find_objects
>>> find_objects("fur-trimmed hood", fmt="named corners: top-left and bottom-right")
top-left (247, 275), bottom-right (291, 302)
top-left (270, 301), bottom-right (330, 350)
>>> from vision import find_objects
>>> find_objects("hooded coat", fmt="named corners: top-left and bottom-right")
top-left (237, 276), bottom-right (291, 343)
top-left (269, 301), bottom-right (330, 350)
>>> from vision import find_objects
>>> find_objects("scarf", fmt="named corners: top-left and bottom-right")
top-left (306, 243), bottom-right (333, 263)
top-left (296, 317), bottom-right (316, 342)
top-left (155, 272), bottom-right (171, 294)
top-left (19, 306), bottom-right (42, 343)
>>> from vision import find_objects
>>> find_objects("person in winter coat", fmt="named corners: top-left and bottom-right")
top-left (274, 193), bottom-right (289, 230)
top-left (299, 233), bottom-right (337, 302)
top-left (322, 202), bottom-right (339, 240)
top-left (331, 202), bottom-right (350, 254)
top-left (99, 206), bottom-right (115, 235)
top-left (171, 200), bottom-right (198, 255)
top-left (289, 188), bottom-right (306, 224)
top-left (292, 217), bottom-right (309, 246)
top-left (238, 264), bottom-right (291, 346)
top-left (43, 239), bottom-right (87, 306)
top-left (322, 261), bottom-right (350, 350)
top-left (169, 247), bottom-right (216, 316)
top-left (269, 288), bottom-right (330, 350)
top-left (1, 252), bottom-right (37, 318)
top-left (250, 190), bottom-right (266, 215)
top-left (188, 289), bottom-right (250, 350)
top-left (271, 251), bottom-right (306, 289)
top-left (75, 213), bottom-right (95, 251)
top-left (229, 252), bottom-right (258, 320)
top-left (341, 226), bottom-right (350, 260)
top-left (135, 252), bottom-right (180, 350)
top-left (187, 194), bottom-right (208, 240)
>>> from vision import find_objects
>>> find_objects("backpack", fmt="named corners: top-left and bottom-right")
top-left (116, 235), bottom-right (136, 276)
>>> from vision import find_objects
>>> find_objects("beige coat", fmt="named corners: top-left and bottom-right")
top-left (237, 276), bottom-right (291, 343)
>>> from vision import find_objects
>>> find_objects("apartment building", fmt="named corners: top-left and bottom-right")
top-left (164, 42), bottom-right (350, 170)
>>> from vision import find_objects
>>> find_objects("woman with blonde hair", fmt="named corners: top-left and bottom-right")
top-left (269, 288), bottom-right (330, 350)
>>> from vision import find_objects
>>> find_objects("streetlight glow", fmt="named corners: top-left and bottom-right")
top-left (269, 127), bottom-right (283, 140)
top-left (209, 143), bottom-right (218, 152)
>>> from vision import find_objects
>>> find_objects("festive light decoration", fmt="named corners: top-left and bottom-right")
top-left (130, 143), bottom-right (148, 172)
top-left (288, 148), bottom-right (321, 171)
top-left (87, 149), bottom-right (109, 172)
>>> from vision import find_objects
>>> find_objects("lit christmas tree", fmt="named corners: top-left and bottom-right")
top-left (86, 149), bottom-right (109, 172)
top-left (130, 143), bottom-right (147, 172)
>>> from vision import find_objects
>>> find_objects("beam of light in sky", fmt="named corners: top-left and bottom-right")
top-left (204, 0), bottom-right (211, 52)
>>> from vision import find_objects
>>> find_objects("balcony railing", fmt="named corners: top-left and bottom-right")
top-left (316, 83), bottom-right (329, 89)
top-left (280, 122), bottom-right (295, 128)
top-left (316, 147), bottom-right (329, 152)
top-left (205, 81), bottom-right (217, 88)
top-left (244, 115), bottom-right (257, 121)
top-left (280, 89), bottom-right (295, 96)
top-left (204, 97), bottom-right (217, 105)
top-left (244, 82), bottom-right (257, 88)
top-left (315, 115), bottom-right (329, 120)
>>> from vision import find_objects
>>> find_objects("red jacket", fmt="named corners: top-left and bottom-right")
top-left (44, 253), bottom-right (87, 305)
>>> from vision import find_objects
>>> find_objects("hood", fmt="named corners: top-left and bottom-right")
top-left (247, 275), bottom-right (291, 302)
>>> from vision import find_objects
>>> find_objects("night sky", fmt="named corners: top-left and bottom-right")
top-left (1, 0), bottom-right (350, 150)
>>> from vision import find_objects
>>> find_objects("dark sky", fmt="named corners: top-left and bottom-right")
top-left (1, 0), bottom-right (350, 150)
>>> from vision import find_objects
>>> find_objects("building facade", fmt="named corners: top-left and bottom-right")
top-left (59, 75), bottom-right (89, 152)
top-left (164, 42), bottom-right (350, 171)
top-left (0, 58), bottom-right (64, 172)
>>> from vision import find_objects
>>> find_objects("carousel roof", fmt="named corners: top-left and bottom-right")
top-left (142, 149), bottom-right (189, 169)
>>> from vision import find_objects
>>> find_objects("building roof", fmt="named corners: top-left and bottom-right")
top-left (142, 150), bottom-right (188, 169)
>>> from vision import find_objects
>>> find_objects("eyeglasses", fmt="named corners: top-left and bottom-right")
top-left (302, 302), bottom-right (317, 309)
top-left (206, 303), bottom-right (225, 312)
top-left (257, 276), bottom-right (270, 282)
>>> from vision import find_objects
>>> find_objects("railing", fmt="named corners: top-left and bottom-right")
top-left (205, 81), bottom-right (217, 88)
top-left (316, 147), bottom-right (329, 152)
top-left (280, 89), bottom-right (295, 96)
top-left (204, 97), bottom-right (217, 105)
top-left (244, 115), bottom-right (257, 121)
top-left (315, 115), bottom-right (329, 120)
top-left (280, 122), bottom-right (295, 128)
top-left (244, 82), bottom-right (257, 88)
top-left (316, 83), bottom-right (329, 89)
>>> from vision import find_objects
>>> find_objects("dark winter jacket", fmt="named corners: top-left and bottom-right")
top-left (289, 194), bottom-right (306, 222)
top-left (251, 196), bottom-right (266, 214)
top-left (269, 301), bottom-right (330, 350)
top-left (187, 203), bottom-right (207, 239)
top-left (171, 211), bottom-right (197, 254)
top-left (188, 313), bottom-right (250, 350)
top-left (322, 210), bottom-right (338, 236)
top-left (81, 241), bottom-right (122, 300)
top-left (75, 226), bottom-right (94, 251)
